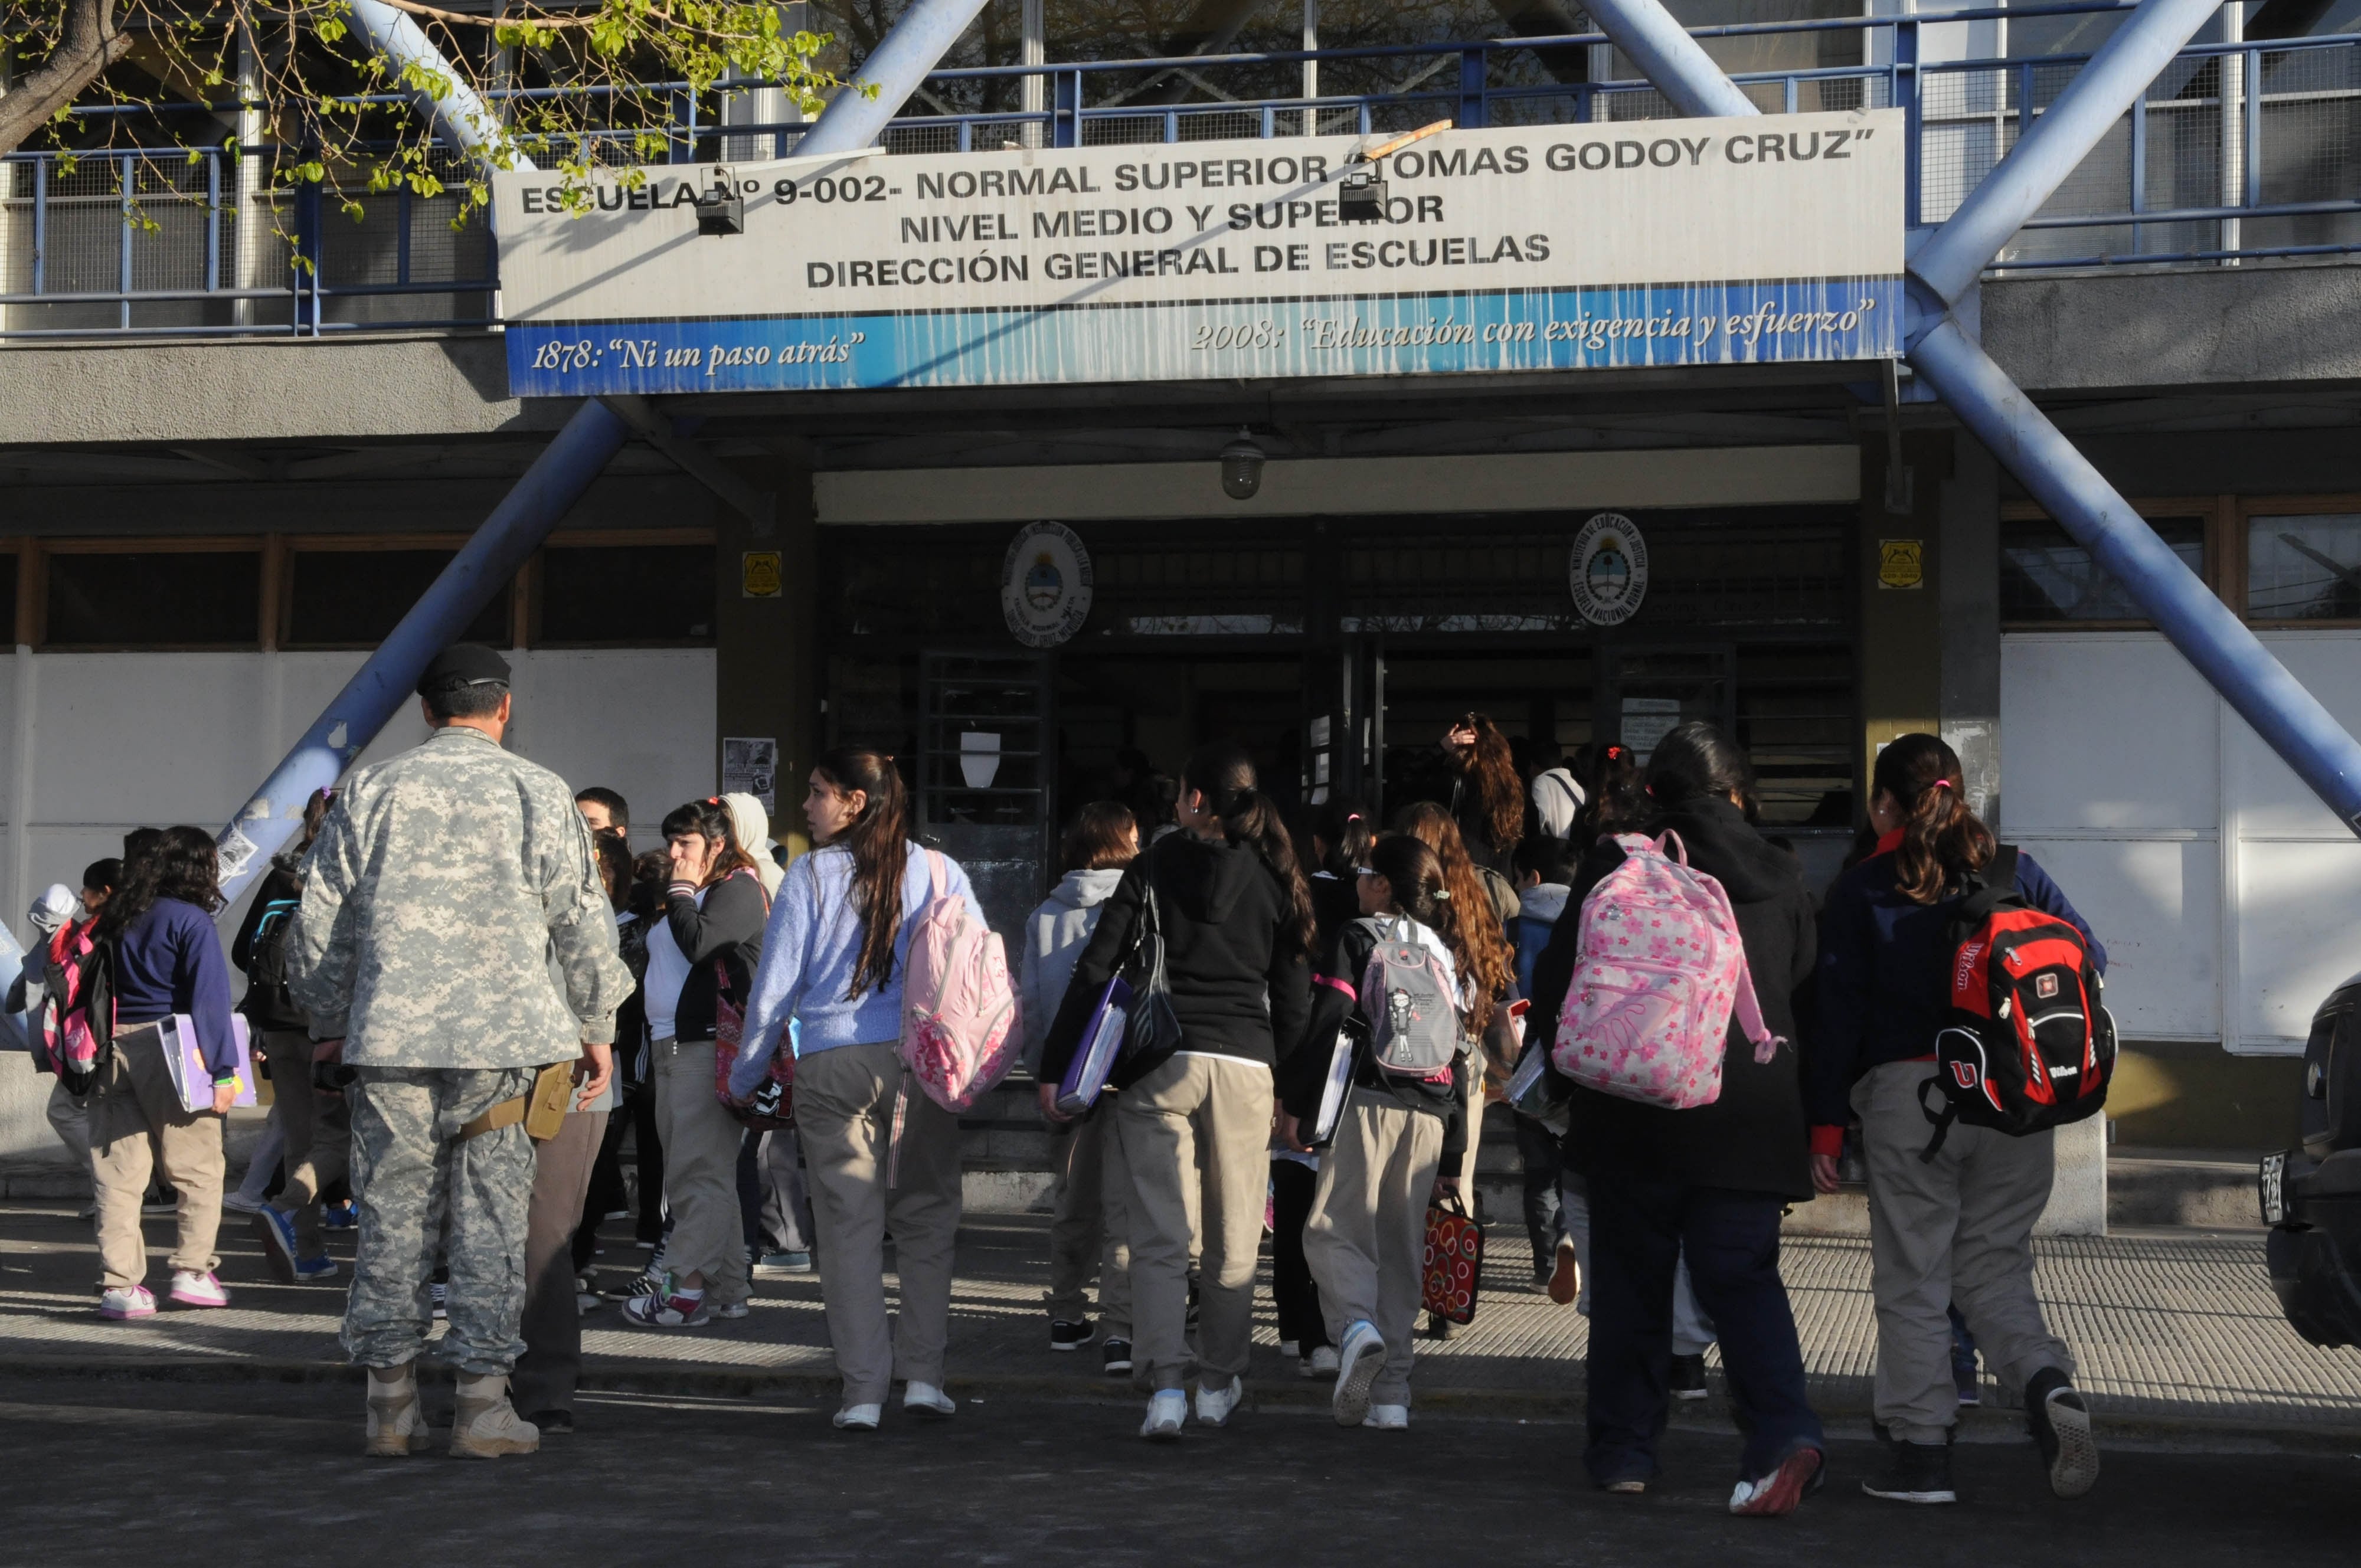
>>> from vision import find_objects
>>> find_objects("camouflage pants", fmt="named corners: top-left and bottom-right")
top-left (344, 1065), bottom-right (538, 1375)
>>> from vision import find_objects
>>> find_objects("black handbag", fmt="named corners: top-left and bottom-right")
top-left (1113, 866), bottom-right (1184, 1079)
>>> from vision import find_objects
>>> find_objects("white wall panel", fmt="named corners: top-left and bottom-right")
top-left (2011, 836), bottom-right (2220, 1039)
top-left (2235, 840), bottom-right (2361, 1045)
top-left (1999, 633), bottom-right (2216, 832)
top-left (2228, 631), bottom-right (2361, 839)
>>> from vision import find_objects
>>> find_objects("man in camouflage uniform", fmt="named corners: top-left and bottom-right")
top-left (290, 643), bottom-right (631, 1459)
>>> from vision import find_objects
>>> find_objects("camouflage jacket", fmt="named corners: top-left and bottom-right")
top-left (289, 726), bottom-right (630, 1068)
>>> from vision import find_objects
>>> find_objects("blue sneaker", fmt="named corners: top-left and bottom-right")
top-left (322, 1199), bottom-right (358, 1231)
top-left (251, 1206), bottom-right (302, 1285)
top-left (293, 1253), bottom-right (339, 1282)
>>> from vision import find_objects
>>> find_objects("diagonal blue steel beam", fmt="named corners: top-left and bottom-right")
top-left (214, 0), bottom-right (998, 898)
top-left (349, 0), bottom-right (535, 170)
top-left (1580, 0), bottom-right (1760, 118)
top-left (1581, 0), bottom-right (2361, 832)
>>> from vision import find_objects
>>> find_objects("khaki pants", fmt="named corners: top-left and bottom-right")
top-left (1045, 1098), bottom-right (1133, 1337)
top-left (650, 1036), bottom-right (751, 1307)
top-left (796, 1041), bottom-right (964, 1406)
top-left (1119, 1052), bottom-right (1273, 1393)
top-left (1304, 1092), bottom-right (1446, 1406)
top-left (89, 1022), bottom-right (226, 1289)
top-left (1854, 1058), bottom-right (2074, 1443)
top-left (514, 1108), bottom-right (609, 1417)
top-left (46, 1076), bottom-right (93, 1176)
top-left (261, 1029), bottom-right (351, 1258)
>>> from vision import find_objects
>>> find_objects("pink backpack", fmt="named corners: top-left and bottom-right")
top-left (1551, 831), bottom-right (1783, 1110)
top-left (899, 849), bottom-right (1021, 1113)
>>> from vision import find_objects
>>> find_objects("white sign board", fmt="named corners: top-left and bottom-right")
top-left (496, 110), bottom-right (1902, 396)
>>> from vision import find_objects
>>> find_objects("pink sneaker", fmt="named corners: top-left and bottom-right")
top-left (99, 1285), bottom-right (156, 1320)
top-left (169, 1269), bottom-right (230, 1308)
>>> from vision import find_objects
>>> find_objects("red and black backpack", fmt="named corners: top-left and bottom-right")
top-left (1920, 846), bottom-right (2115, 1160)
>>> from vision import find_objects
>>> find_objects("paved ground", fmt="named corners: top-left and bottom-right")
top-left (4, 1374), bottom-right (2358, 1567)
top-left (3, 1200), bottom-right (2359, 1443)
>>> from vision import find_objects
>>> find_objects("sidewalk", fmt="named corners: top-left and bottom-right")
top-left (2, 1202), bottom-right (2357, 1444)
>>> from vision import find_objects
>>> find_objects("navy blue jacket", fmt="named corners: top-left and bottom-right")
top-left (113, 897), bottom-right (239, 1081)
top-left (1806, 840), bottom-right (2103, 1140)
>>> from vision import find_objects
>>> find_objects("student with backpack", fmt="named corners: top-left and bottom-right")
top-left (1530, 724), bottom-right (1825, 1513)
top-left (238, 791), bottom-right (347, 1284)
top-left (1022, 801), bottom-right (1139, 1370)
top-left (625, 798), bottom-right (770, 1330)
top-left (727, 749), bottom-right (990, 1430)
top-left (28, 865), bottom-right (111, 1204)
top-left (1039, 742), bottom-right (1313, 1441)
top-left (1509, 836), bottom-right (1575, 1285)
top-left (1811, 733), bottom-right (2107, 1507)
top-left (86, 826), bottom-right (243, 1319)
top-left (1278, 833), bottom-right (1469, 1429)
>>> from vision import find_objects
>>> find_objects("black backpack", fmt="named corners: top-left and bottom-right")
top-left (239, 896), bottom-right (305, 1030)
top-left (1919, 846), bottom-right (2116, 1160)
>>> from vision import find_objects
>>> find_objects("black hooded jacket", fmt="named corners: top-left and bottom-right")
top-left (1039, 829), bottom-right (1313, 1089)
top-left (1527, 795), bottom-right (1817, 1201)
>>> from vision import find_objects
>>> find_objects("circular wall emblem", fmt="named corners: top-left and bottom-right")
top-left (1001, 522), bottom-right (1094, 647)
top-left (1568, 512), bottom-right (1649, 626)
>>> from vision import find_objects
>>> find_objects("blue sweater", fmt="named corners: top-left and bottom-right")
top-left (726, 842), bottom-right (982, 1099)
top-left (1807, 842), bottom-right (2104, 1136)
top-left (113, 898), bottom-right (239, 1081)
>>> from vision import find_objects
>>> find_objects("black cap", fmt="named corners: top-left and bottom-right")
top-left (416, 643), bottom-right (512, 698)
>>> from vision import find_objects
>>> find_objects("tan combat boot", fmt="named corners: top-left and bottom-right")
top-left (365, 1364), bottom-right (433, 1457)
top-left (449, 1371), bottom-right (540, 1459)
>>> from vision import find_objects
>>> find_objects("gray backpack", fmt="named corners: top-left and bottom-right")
top-left (1356, 916), bottom-right (1460, 1081)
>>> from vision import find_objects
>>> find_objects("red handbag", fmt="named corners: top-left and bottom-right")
top-left (1423, 1196), bottom-right (1483, 1324)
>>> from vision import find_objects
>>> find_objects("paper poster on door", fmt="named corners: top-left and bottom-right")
top-left (1621, 698), bottom-right (1682, 762)
top-left (724, 736), bottom-right (778, 812)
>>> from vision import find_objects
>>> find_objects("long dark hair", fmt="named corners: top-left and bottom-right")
top-left (1875, 732), bottom-right (1996, 905)
top-left (659, 798), bottom-right (757, 888)
top-left (1313, 794), bottom-right (1375, 879)
top-left (1366, 833), bottom-right (1447, 928)
top-left (816, 748), bottom-right (912, 999)
top-left (1575, 742), bottom-right (1648, 837)
top-left (98, 825), bottom-right (221, 937)
top-left (1452, 712), bottom-right (1525, 863)
top-left (1392, 801), bottom-right (1511, 1033)
top-left (1646, 722), bottom-right (1753, 810)
top-left (1182, 741), bottom-right (1314, 960)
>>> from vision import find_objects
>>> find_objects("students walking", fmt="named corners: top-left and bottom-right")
top-left (727, 749), bottom-right (984, 1430)
top-left (626, 797), bottom-right (770, 1328)
top-left (1039, 742), bottom-right (1313, 1441)
top-left (1281, 833), bottom-right (1469, 1430)
top-left (1022, 802), bottom-right (1139, 1369)
top-left (1811, 732), bottom-right (2104, 1505)
top-left (87, 827), bottom-right (242, 1319)
top-left (1540, 724), bottom-right (1826, 1513)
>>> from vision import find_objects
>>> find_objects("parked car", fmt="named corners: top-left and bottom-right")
top-left (2261, 970), bottom-right (2361, 1347)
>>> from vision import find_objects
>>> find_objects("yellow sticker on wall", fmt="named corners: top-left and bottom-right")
top-left (1878, 538), bottom-right (1924, 590)
top-left (741, 550), bottom-right (783, 598)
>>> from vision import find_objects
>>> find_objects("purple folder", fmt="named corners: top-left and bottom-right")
top-left (1055, 974), bottom-right (1134, 1117)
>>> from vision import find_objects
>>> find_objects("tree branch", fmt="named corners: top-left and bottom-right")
top-left (0, 0), bottom-right (135, 159)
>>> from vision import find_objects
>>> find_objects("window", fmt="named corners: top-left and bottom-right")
top-left (2248, 513), bottom-right (2361, 623)
top-left (0, 550), bottom-right (17, 644)
top-left (286, 548), bottom-right (509, 648)
top-left (537, 544), bottom-right (714, 644)
top-left (44, 548), bottom-right (261, 648)
top-left (2000, 516), bottom-right (2205, 623)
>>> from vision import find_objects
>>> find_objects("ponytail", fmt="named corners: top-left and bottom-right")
top-left (1182, 741), bottom-right (1315, 959)
top-left (815, 747), bottom-right (912, 998)
top-left (1873, 732), bottom-right (1996, 905)
top-left (1391, 800), bottom-right (1511, 1034)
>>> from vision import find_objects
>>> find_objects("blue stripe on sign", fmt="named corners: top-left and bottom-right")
top-left (506, 276), bottom-right (1901, 395)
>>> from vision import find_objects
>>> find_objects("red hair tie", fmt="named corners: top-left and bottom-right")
top-left (1932, 778), bottom-right (1954, 790)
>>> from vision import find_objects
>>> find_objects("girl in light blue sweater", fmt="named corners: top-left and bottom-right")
top-left (727, 748), bottom-right (983, 1432)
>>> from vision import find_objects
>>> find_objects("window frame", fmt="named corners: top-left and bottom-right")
top-left (2236, 495), bottom-right (2361, 630)
top-left (1997, 495), bottom-right (2231, 631)
top-left (277, 532), bottom-right (512, 651)
top-left (528, 529), bottom-right (718, 650)
top-left (35, 536), bottom-right (267, 652)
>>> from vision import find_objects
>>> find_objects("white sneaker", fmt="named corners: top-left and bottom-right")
top-left (1299, 1344), bottom-right (1339, 1379)
top-left (1279, 1339), bottom-right (1300, 1360)
top-left (1333, 1319), bottom-right (1385, 1429)
top-left (903, 1381), bottom-right (956, 1418)
top-left (1363, 1403), bottom-right (1410, 1430)
top-left (1195, 1375), bottom-right (1244, 1428)
top-left (832, 1403), bottom-right (881, 1431)
top-left (1139, 1389), bottom-right (1188, 1441)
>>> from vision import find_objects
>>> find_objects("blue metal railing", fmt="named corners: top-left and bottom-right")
top-left (3, 0), bottom-right (2355, 340)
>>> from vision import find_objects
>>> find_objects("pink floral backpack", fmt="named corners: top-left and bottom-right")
top-left (899, 849), bottom-right (1021, 1114)
top-left (1551, 831), bottom-right (1783, 1110)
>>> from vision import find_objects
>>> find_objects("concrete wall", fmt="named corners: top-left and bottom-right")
top-left (2000, 630), bottom-right (2361, 1063)
top-left (1984, 261), bottom-right (2361, 393)
top-left (0, 647), bottom-right (717, 1174)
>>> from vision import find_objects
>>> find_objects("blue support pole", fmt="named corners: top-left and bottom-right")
top-left (1907, 0), bottom-right (2219, 305)
top-left (794, 0), bottom-right (992, 156)
top-left (1581, 0), bottom-right (1758, 119)
top-left (1912, 320), bottom-right (2361, 826)
top-left (216, 0), bottom-right (1002, 895)
top-left (1579, 0), bottom-right (2361, 834)
top-left (348, 0), bottom-right (529, 167)
top-left (218, 401), bottom-right (632, 896)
